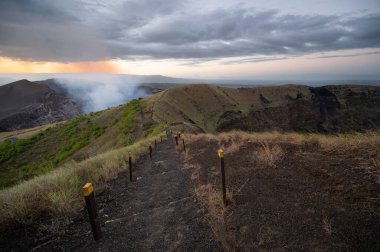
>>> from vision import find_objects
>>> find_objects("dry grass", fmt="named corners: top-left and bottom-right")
top-left (222, 140), bottom-right (244, 155)
top-left (255, 141), bottom-right (284, 168)
top-left (183, 133), bottom-right (219, 144)
top-left (184, 130), bottom-right (380, 153)
top-left (194, 184), bottom-right (227, 222)
top-left (0, 134), bottom-right (165, 230)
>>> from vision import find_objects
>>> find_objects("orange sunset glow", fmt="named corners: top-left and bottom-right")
top-left (0, 57), bottom-right (124, 74)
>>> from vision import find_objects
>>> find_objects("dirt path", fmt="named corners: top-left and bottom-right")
top-left (36, 139), bottom-right (220, 251)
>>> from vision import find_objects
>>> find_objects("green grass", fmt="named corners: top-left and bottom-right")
top-left (0, 134), bottom-right (165, 229)
top-left (0, 98), bottom-right (151, 189)
top-left (115, 99), bottom-right (140, 145)
top-left (147, 123), bottom-right (166, 138)
top-left (0, 116), bottom-right (108, 189)
top-left (117, 99), bottom-right (139, 135)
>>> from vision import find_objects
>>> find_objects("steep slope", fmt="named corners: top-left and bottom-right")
top-left (148, 84), bottom-right (380, 133)
top-left (0, 79), bottom-right (82, 131)
top-left (0, 98), bottom-right (161, 188)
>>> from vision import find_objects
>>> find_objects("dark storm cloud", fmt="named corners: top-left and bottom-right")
top-left (0, 0), bottom-right (78, 24)
top-left (0, 0), bottom-right (110, 61)
top-left (0, 0), bottom-right (379, 62)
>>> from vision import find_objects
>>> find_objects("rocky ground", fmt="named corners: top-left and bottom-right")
top-left (182, 135), bottom-right (380, 251)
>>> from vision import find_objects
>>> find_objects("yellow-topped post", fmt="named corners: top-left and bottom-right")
top-left (82, 183), bottom-right (93, 197)
top-left (82, 182), bottom-right (102, 240)
top-left (218, 149), bottom-right (227, 206)
top-left (218, 149), bottom-right (224, 158)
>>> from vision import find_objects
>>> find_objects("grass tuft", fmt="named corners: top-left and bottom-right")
top-left (255, 141), bottom-right (284, 168)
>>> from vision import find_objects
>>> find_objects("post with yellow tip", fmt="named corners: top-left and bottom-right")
top-left (149, 143), bottom-right (153, 159)
top-left (218, 149), bottom-right (227, 206)
top-left (82, 182), bottom-right (102, 241)
top-left (128, 151), bottom-right (133, 182)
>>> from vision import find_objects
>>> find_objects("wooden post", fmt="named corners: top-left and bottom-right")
top-left (149, 143), bottom-right (153, 159)
top-left (83, 183), bottom-right (102, 240)
top-left (175, 136), bottom-right (178, 146)
top-left (128, 152), bottom-right (132, 182)
top-left (182, 139), bottom-right (186, 151)
top-left (218, 149), bottom-right (227, 206)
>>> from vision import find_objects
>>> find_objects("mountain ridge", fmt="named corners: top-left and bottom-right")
top-left (148, 84), bottom-right (380, 133)
top-left (0, 79), bottom-right (82, 131)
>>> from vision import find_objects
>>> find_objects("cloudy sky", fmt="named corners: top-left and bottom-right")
top-left (0, 0), bottom-right (379, 80)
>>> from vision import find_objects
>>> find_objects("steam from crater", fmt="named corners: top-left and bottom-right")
top-left (49, 74), bottom-right (149, 113)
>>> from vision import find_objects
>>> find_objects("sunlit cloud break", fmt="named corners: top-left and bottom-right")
top-left (0, 0), bottom-right (379, 80)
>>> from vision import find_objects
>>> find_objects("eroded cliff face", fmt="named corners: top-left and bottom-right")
top-left (216, 85), bottom-right (380, 133)
top-left (0, 80), bottom-right (82, 131)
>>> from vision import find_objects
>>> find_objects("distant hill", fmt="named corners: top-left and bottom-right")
top-left (148, 84), bottom-right (380, 133)
top-left (0, 79), bottom-right (82, 131)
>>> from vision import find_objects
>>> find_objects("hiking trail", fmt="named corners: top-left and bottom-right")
top-left (36, 139), bottom-right (220, 251)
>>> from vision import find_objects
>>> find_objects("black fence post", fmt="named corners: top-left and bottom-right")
top-left (128, 151), bottom-right (132, 182)
top-left (218, 149), bottom-right (227, 206)
top-left (182, 139), bottom-right (186, 151)
top-left (83, 183), bottom-right (102, 241)
top-left (149, 143), bottom-right (153, 159)
top-left (175, 136), bottom-right (178, 146)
